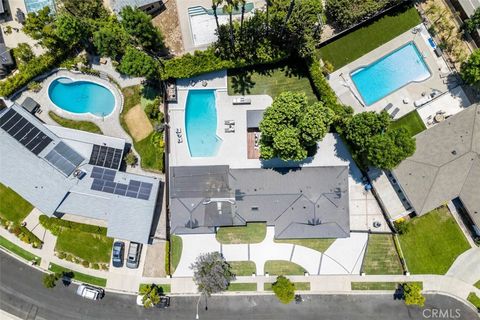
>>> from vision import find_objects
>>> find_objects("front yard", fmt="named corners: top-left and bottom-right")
top-left (228, 261), bottom-right (256, 276)
top-left (398, 206), bottom-right (470, 274)
top-left (264, 260), bottom-right (306, 276)
top-left (362, 234), bottom-right (403, 275)
top-left (55, 229), bottom-right (113, 264)
top-left (216, 223), bottom-right (266, 244)
top-left (274, 238), bottom-right (335, 253)
top-left (0, 183), bottom-right (33, 223)
top-left (49, 263), bottom-right (107, 287)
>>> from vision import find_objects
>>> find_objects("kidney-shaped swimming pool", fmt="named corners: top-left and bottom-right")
top-left (48, 77), bottom-right (115, 117)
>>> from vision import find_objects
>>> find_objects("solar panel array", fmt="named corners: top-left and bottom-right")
top-left (89, 145), bottom-right (123, 169)
top-left (90, 167), bottom-right (153, 200)
top-left (0, 108), bottom-right (52, 155)
top-left (45, 142), bottom-right (85, 176)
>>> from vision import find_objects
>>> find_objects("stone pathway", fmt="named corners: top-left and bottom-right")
top-left (173, 227), bottom-right (368, 277)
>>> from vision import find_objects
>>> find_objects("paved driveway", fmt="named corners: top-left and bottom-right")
top-left (173, 227), bottom-right (367, 277)
top-left (447, 247), bottom-right (480, 285)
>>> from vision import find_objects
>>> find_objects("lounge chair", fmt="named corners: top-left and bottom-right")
top-left (224, 120), bottom-right (235, 125)
top-left (390, 108), bottom-right (400, 118)
top-left (177, 137), bottom-right (183, 143)
top-left (225, 127), bottom-right (235, 133)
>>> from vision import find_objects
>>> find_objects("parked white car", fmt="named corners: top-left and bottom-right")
top-left (76, 284), bottom-right (104, 300)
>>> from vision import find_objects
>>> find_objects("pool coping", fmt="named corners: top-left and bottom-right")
top-left (349, 41), bottom-right (433, 107)
top-left (46, 75), bottom-right (118, 119)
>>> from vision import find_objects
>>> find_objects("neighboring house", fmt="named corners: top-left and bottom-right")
top-left (451, 0), bottom-right (480, 45)
top-left (0, 103), bottom-right (161, 243)
top-left (109, 0), bottom-right (164, 14)
top-left (392, 104), bottom-right (480, 238)
top-left (0, 31), bottom-right (14, 79)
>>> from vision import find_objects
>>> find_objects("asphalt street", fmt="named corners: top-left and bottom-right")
top-left (0, 252), bottom-right (478, 320)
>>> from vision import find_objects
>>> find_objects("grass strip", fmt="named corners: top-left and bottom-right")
top-left (0, 235), bottom-right (41, 263)
top-left (227, 283), bottom-right (257, 291)
top-left (139, 283), bottom-right (171, 294)
top-left (49, 111), bottom-right (103, 134)
top-left (49, 263), bottom-right (106, 287)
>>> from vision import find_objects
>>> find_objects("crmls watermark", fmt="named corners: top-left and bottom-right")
top-left (422, 308), bottom-right (462, 319)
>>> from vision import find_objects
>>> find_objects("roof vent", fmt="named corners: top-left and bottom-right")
top-left (73, 169), bottom-right (86, 179)
top-left (251, 206), bottom-right (259, 211)
top-left (451, 150), bottom-right (457, 155)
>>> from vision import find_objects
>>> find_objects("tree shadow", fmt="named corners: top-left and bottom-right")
top-left (230, 72), bottom-right (256, 95)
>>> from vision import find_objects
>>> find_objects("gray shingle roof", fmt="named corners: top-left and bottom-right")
top-left (0, 104), bottom-right (161, 243)
top-left (169, 165), bottom-right (350, 238)
top-left (393, 105), bottom-right (480, 226)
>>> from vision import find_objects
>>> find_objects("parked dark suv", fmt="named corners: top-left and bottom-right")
top-left (112, 241), bottom-right (124, 268)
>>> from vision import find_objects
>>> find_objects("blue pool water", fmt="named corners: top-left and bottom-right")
top-left (351, 42), bottom-right (431, 106)
top-left (48, 77), bottom-right (115, 117)
top-left (185, 90), bottom-right (222, 157)
top-left (24, 0), bottom-right (56, 13)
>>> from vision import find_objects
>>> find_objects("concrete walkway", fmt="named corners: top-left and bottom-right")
top-left (446, 247), bottom-right (480, 285)
top-left (173, 227), bottom-right (368, 277)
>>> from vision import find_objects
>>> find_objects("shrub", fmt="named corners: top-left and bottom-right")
top-left (27, 81), bottom-right (42, 92)
top-left (326, 0), bottom-right (399, 29)
top-left (57, 252), bottom-right (67, 259)
top-left (39, 215), bottom-right (107, 235)
top-left (272, 276), bottom-right (295, 304)
top-left (394, 218), bottom-right (409, 235)
top-left (92, 263), bottom-right (100, 270)
top-left (124, 151), bottom-right (137, 166)
top-left (82, 260), bottom-right (90, 268)
top-left (403, 282), bottom-right (425, 306)
top-left (43, 273), bottom-right (59, 288)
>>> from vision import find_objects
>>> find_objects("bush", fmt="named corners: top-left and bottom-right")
top-left (57, 251), bottom-right (67, 259)
top-left (39, 215), bottom-right (107, 236)
top-left (403, 282), bottom-right (425, 306)
top-left (43, 273), bottom-right (59, 288)
top-left (27, 81), bottom-right (42, 92)
top-left (82, 260), bottom-right (90, 268)
top-left (394, 218), bottom-right (409, 235)
top-left (124, 151), bottom-right (137, 166)
top-left (92, 263), bottom-right (100, 270)
top-left (272, 276), bottom-right (295, 304)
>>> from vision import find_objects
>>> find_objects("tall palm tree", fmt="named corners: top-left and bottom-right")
top-left (239, 0), bottom-right (246, 39)
top-left (223, 0), bottom-right (238, 50)
top-left (212, 0), bottom-right (223, 32)
top-left (265, 0), bottom-right (273, 36)
top-left (281, 0), bottom-right (295, 37)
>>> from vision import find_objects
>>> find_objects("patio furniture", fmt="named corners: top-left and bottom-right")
top-left (384, 103), bottom-right (393, 111)
top-left (390, 108), bottom-right (400, 118)
top-left (434, 114), bottom-right (445, 123)
top-left (224, 120), bottom-right (235, 125)
top-left (177, 137), bottom-right (183, 143)
top-left (233, 97), bottom-right (251, 105)
top-left (225, 127), bottom-right (235, 133)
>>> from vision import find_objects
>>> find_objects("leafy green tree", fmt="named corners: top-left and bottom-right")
top-left (403, 283), bottom-right (425, 307)
top-left (465, 7), bottom-right (480, 34)
top-left (60, 0), bottom-right (108, 19)
top-left (43, 273), bottom-right (59, 288)
top-left (55, 14), bottom-right (86, 48)
top-left (365, 128), bottom-right (416, 170)
top-left (117, 46), bottom-right (160, 79)
top-left (272, 276), bottom-right (295, 304)
top-left (13, 43), bottom-right (35, 69)
top-left (93, 20), bottom-right (130, 58)
top-left (190, 252), bottom-right (234, 296)
top-left (120, 6), bottom-right (164, 52)
top-left (326, 0), bottom-right (397, 29)
top-left (260, 92), bottom-right (332, 161)
top-left (461, 50), bottom-right (480, 87)
top-left (140, 284), bottom-right (161, 308)
top-left (345, 111), bottom-right (390, 152)
top-left (23, 7), bottom-right (54, 41)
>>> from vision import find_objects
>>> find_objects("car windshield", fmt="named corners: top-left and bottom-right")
top-left (113, 247), bottom-right (121, 255)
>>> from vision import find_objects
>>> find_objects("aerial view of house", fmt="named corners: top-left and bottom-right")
top-left (0, 0), bottom-right (479, 319)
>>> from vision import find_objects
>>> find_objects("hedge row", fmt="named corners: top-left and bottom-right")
top-left (0, 52), bottom-right (64, 98)
top-left (39, 215), bottom-right (107, 236)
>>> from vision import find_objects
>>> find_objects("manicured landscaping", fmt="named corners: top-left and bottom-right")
top-left (398, 206), bottom-right (470, 274)
top-left (474, 280), bottom-right (480, 289)
top-left (0, 235), bottom-right (41, 263)
top-left (48, 111), bottom-right (103, 134)
top-left (468, 292), bottom-right (480, 309)
top-left (216, 223), bottom-right (267, 244)
top-left (49, 263), bottom-right (107, 287)
top-left (389, 111), bottom-right (426, 137)
top-left (170, 235), bottom-right (182, 273)
top-left (55, 229), bottom-right (113, 264)
top-left (264, 282), bottom-right (310, 291)
top-left (227, 61), bottom-right (318, 104)
top-left (227, 283), bottom-right (257, 292)
top-left (139, 283), bottom-right (171, 294)
top-left (133, 132), bottom-right (164, 172)
top-left (351, 282), bottom-right (423, 290)
top-left (362, 234), bottom-right (403, 275)
top-left (318, 7), bottom-right (422, 70)
top-left (229, 261), bottom-right (256, 276)
top-left (0, 183), bottom-right (33, 223)
top-left (274, 238), bottom-right (335, 253)
top-left (264, 260), bottom-right (307, 276)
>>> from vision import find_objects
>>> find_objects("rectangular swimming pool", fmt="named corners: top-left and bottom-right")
top-left (350, 42), bottom-right (431, 106)
top-left (24, 0), bottom-right (56, 13)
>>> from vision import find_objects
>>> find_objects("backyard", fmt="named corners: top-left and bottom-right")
top-left (398, 206), bottom-right (470, 274)
top-left (318, 6), bottom-right (422, 70)
top-left (362, 234), bottom-right (403, 275)
top-left (216, 223), bottom-right (267, 244)
top-left (227, 61), bottom-right (318, 103)
top-left (48, 111), bottom-right (103, 134)
top-left (389, 111), bottom-right (426, 137)
top-left (0, 183), bottom-right (33, 223)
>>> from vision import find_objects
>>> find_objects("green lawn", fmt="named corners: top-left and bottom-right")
top-left (48, 111), bottom-right (103, 134)
top-left (264, 260), bottom-right (306, 276)
top-left (229, 261), bottom-right (256, 276)
top-left (0, 183), bottom-right (33, 223)
top-left (398, 206), bottom-right (470, 274)
top-left (170, 235), bottom-right (182, 274)
top-left (0, 235), bottom-right (41, 262)
top-left (264, 282), bottom-right (309, 291)
top-left (274, 238), bottom-right (335, 253)
top-left (227, 283), bottom-right (257, 291)
top-left (49, 263), bottom-right (107, 287)
top-left (362, 234), bottom-right (403, 275)
top-left (389, 111), bottom-right (426, 137)
top-left (351, 282), bottom-right (423, 290)
top-left (133, 132), bottom-right (164, 172)
top-left (318, 7), bottom-right (422, 70)
top-left (216, 223), bottom-right (266, 244)
top-left (468, 292), bottom-right (480, 309)
top-left (139, 283), bottom-right (171, 294)
top-left (55, 229), bottom-right (113, 264)
top-left (227, 61), bottom-right (318, 104)
top-left (474, 280), bottom-right (480, 289)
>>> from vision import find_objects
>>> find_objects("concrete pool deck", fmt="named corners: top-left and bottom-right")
top-left (328, 23), bottom-right (452, 119)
